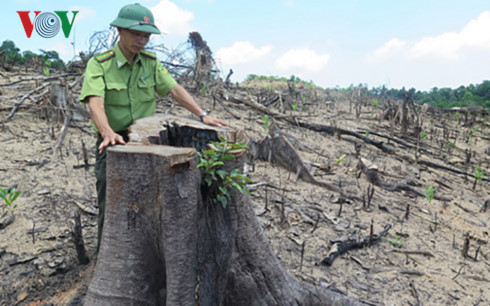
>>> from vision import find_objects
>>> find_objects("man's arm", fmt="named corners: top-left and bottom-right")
top-left (169, 85), bottom-right (227, 127)
top-left (88, 96), bottom-right (126, 153)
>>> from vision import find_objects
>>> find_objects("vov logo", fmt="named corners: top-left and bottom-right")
top-left (17, 11), bottom-right (79, 38)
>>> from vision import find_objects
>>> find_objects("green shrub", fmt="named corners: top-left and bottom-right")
top-left (0, 187), bottom-right (21, 214)
top-left (197, 138), bottom-right (252, 208)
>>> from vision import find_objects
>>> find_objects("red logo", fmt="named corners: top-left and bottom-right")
top-left (17, 10), bottom-right (79, 38)
top-left (17, 11), bottom-right (41, 38)
top-left (144, 16), bottom-right (149, 22)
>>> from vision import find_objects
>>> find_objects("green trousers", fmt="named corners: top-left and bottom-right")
top-left (94, 132), bottom-right (129, 254)
top-left (94, 136), bottom-right (106, 254)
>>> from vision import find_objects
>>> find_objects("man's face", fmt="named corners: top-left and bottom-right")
top-left (118, 28), bottom-right (151, 55)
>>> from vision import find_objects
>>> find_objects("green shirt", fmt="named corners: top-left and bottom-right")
top-left (79, 44), bottom-right (177, 132)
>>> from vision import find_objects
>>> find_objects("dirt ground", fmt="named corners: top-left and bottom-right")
top-left (0, 68), bottom-right (489, 305)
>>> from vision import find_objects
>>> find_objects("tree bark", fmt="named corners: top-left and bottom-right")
top-left (84, 114), bottom-right (364, 306)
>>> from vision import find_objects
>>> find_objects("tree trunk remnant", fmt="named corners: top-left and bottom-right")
top-left (84, 114), bottom-right (364, 306)
top-left (249, 132), bottom-right (342, 193)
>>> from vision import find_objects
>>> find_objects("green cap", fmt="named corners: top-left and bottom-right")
top-left (110, 3), bottom-right (160, 34)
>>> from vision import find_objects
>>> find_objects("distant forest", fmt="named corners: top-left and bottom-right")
top-left (246, 74), bottom-right (490, 110)
top-left (2, 39), bottom-right (489, 110)
top-left (365, 82), bottom-right (490, 110)
top-left (0, 40), bottom-right (65, 69)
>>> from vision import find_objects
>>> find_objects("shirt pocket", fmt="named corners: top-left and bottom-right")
top-left (105, 82), bottom-right (128, 106)
top-left (137, 77), bottom-right (156, 103)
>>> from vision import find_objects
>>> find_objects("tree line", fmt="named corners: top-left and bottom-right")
top-left (0, 40), bottom-right (65, 69)
top-left (364, 83), bottom-right (490, 110)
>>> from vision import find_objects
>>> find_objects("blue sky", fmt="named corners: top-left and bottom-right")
top-left (2, 0), bottom-right (489, 91)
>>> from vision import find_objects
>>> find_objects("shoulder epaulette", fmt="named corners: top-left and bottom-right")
top-left (94, 50), bottom-right (115, 63)
top-left (140, 50), bottom-right (157, 60)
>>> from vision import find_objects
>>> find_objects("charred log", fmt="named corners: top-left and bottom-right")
top-left (321, 224), bottom-right (392, 266)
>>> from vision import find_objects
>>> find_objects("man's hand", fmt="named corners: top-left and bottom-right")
top-left (202, 115), bottom-right (228, 127)
top-left (88, 96), bottom-right (127, 153)
top-left (98, 131), bottom-right (126, 154)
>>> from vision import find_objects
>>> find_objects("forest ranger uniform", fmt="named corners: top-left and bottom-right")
top-left (79, 3), bottom-right (177, 252)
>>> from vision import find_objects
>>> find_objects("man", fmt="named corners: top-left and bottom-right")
top-left (79, 3), bottom-right (227, 252)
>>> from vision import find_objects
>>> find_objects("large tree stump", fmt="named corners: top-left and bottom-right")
top-left (85, 114), bottom-right (363, 305)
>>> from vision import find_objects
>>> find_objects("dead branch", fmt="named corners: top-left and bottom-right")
top-left (410, 280), bottom-right (423, 306)
top-left (0, 214), bottom-right (15, 230)
top-left (272, 114), bottom-right (320, 119)
top-left (0, 73), bottom-right (79, 87)
top-left (249, 133), bottom-right (342, 194)
top-left (69, 209), bottom-right (90, 265)
top-left (211, 91), bottom-right (241, 119)
top-left (368, 131), bottom-right (431, 155)
top-left (297, 118), bottom-right (488, 182)
top-left (295, 120), bottom-right (397, 153)
top-left (390, 249), bottom-right (435, 257)
top-left (410, 156), bottom-right (490, 182)
top-left (68, 73), bottom-right (85, 89)
top-left (224, 69), bottom-right (233, 88)
top-left (53, 113), bottom-right (72, 156)
top-left (1, 81), bottom-right (53, 123)
top-left (357, 158), bottom-right (452, 201)
top-left (221, 89), bottom-right (483, 186)
top-left (320, 224), bottom-right (392, 266)
top-left (221, 89), bottom-right (397, 154)
top-left (223, 90), bottom-right (283, 117)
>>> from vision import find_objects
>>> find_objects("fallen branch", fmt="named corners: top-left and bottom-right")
top-left (367, 130), bottom-right (431, 155)
top-left (53, 113), bottom-right (72, 156)
top-left (320, 224), bottom-right (392, 266)
top-left (400, 270), bottom-right (425, 276)
top-left (410, 280), bottom-right (423, 306)
top-left (69, 209), bottom-right (90, 265)
top-left (222, 89), bottom-right (397, 153)
top-left (1, 81), bottom-right (53, 123)
top-left (246, 181), bottom-right (281, 191)
top-left (411, 156), bottom-right (490, 182)
top-left (350, 255), bottom-right (370, 270)
top-left (224, 90), bottom-right (490, 182)
top-left (390, 249), bottom-right (435, 257)
top-left (224, 90), bottom-right (281, 117)
top-left (358, 158), bottom-right (452, 201)
top-left (249, 133), bottom-right (342, 194)
top-left (295, 121), bottom-right (489, 182)
top-left (295, 120), bottom-right (397, 153)
top-left (0, 73), bottom-right (79, 87)
top-left (68, 73), bottom-right (85, 89)
top-left (211, 91), bottom-right (241, 119)
top-left (0, 214), bottom-right (15, 230)
top-left (273, 114), bottom-right (320, 119)
top-left (0, 105), bottom-right (30, 112)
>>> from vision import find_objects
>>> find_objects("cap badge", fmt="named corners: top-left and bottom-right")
top-left (144, 16), bottom-right (150, 22)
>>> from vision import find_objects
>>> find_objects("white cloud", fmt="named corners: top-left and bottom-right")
top-left (275, 48), bottom-right (330, 72)
top-left (373, 38), bottom-right (407, 57)
top-left (216, 41), bottom-right (272, 65)
top-left (150, 0), bottom-right (195, 36)
top-left (285, 1), bottom-right (295, 7)
top-left (410, 10), bottom-right (490, 59)
top-left (410, 32), bottom-right (461, 59)
top-left (460, 10), bottom-right (490, 48)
